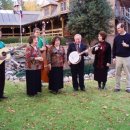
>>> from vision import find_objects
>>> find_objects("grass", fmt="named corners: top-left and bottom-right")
top-left (1, 79), bottom-right (130, 130)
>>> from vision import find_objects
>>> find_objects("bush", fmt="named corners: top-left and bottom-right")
top-left (22, 36), bottom-right (29, 43)
top-left (1, 37), bottom-right (20, 44)
top-left (0, 36), bottom-right (29, 44)
top-left (45, 36), bottom-right (67, 45)
top-left (0, 36), bottom-right (67, 45)
top-left (63, 64), bottom-right (94, 76)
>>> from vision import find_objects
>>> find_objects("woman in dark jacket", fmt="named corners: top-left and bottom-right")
top-left (92, 31), bottom-right (111, 89)
top-left (48, 36), bottom-right (65, 94)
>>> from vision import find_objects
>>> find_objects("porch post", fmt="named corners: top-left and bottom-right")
top-left (60, 17), bottom-right (64, 37)
top-left (11, 27), bottom-right (15, 36)
top-left (50, 19), bottom-right (54, 36)
top-left (28, 26), bottom-right (31, 36)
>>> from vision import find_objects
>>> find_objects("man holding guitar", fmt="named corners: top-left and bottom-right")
top-left (0, 41), bottom-right (8, 100)
top-left (0, 41), bottom-right (26, 100)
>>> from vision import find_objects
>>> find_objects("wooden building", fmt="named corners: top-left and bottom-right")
top-left (0, 0), bottom-right (70, 37)
top-left (1, 0), bottom-right (127, 38)
top-left (115, 0), bottom-right (130, 32)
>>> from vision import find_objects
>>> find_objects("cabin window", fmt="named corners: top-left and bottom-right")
top-left (44, 7), bottom-right (49, 16)
top-left (60, 1), bottom-right (66, 11)
top-left (51, 6), bottom-right (57, 15)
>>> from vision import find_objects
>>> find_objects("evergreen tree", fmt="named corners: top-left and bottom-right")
top-left (0, 0), bottom-right (13, 10)
top-left (67, 0), bottom-right (113, 44)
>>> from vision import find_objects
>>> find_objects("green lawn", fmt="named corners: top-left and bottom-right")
top-left (1, 79), bottom-right (130, 130)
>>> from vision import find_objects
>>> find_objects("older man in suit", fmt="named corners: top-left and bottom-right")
top-left (67, 34), bottom-right (88, 91)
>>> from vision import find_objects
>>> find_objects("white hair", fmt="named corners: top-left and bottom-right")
top-left (74, 34), bottom-right (82, 39)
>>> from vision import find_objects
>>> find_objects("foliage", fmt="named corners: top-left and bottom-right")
top-left (23, 0), bottom-right (40, 11)
top-left (1, 37), bottom-right (20, 44)
top-left (45, 36), bottom-right (67, 46)
top-left (1, 36), bottom-right (67, 45)
top-left (0, 0), bottom-right (13, 10)
top-left (1, 36), bottom-right (28, 44)
top-left (1, 79), bottom-right (130, 130)
top-left (64, 64), bottom-right (94, 76)
top-left (67, 0), bottom-right (113, 45)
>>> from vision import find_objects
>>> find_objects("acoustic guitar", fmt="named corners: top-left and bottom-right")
top-left (0, 44), bottom-right (26, 65)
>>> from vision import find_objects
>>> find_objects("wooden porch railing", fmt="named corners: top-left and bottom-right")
top-left (2, 28), bottom-right (63, 37)
top-left (2, 33), bottom-right (20, 36)
top-left (26, 28), bottom-right (63, 37)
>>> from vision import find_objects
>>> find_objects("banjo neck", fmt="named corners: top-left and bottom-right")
top-left (79, 44), bottom-right (100, 56)
top-left (79, 49), bottom-right (88, 55)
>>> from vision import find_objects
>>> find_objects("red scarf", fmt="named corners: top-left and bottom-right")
top-left (97, 42), bottom-right (106, 68)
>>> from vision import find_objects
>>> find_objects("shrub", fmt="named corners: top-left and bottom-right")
top-left (1, 37), bottom-right (20, 44)
top-left (1, 36), bottom-right (67, 45)
top-left (45, 36), bottom-right (66, 45)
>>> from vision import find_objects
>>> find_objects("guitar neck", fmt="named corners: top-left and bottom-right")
top-left (0, 44), bottom-right (26, 65)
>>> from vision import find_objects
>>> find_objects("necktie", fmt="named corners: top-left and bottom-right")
top-left (76, 44), bottom-right (80, 52)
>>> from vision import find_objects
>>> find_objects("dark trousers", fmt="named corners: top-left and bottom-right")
top-left (70, 64), bottom-right (85, 90)
top-left (26, 69), bottom-right (41, 96)
top-left (49, 67), bottom-right (63, 92)
top-left (0, 61), bottom-right (5, 97)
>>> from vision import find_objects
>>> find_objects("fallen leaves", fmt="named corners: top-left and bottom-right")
top-left (7, 107), bottom-right (15, 113)
top-left (102, 105), bottom-right (108, 109)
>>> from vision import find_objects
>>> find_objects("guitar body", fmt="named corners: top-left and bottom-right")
top-left (0, 47), bottom-right (11, 64)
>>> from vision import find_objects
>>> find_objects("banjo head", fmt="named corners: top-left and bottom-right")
top-left (69, 51), bottom-right (81, 64)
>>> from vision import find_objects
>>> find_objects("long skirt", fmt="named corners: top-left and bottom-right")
top-left (94, 67), bottom-right (108, 82)
top-left (49, 67), bottom-right (63, 92)
top-left (26, 69), bottom-right (41, 96)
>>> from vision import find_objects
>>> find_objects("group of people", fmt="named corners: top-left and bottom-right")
top-left (25, 29), bottom-right (66, 96)
top-left (0, 22), bottom-right (130, 100)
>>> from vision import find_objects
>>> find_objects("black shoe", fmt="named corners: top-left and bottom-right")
top-left (27, 93), bottom-right (37, 97)
top-left (98, 86), bottom-right (101, 90)
top-left (50, 90), bottom-right (58, 94)
top-left (38, 91), bottom-right (42, 93)
top-left (102, 86), bottom-right (107, 90)
top-left (126, 89), bottom-right (130, 93)
top-left (73, 89), bottom-right (79, 92)
top-left (114, 89), bottom-right (120, 92)
top-left (58, 89), bottom-right (63, 93)
top-left (80, 88), bottom-right (86, 91)
top-left (98, 88), bottom-right (102, 91)
top-left (0, 96), bottom-right (8, 99)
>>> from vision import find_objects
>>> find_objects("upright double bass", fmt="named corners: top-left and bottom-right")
top-left (41, 44), bottom-right (50, 83)
top-left (41, 21), bottom-right (50, 83)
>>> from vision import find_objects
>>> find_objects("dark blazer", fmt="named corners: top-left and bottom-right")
top-left (67, 42), bottom-right (87, 66)
top-left (92, 42), bottom-right (111, 68)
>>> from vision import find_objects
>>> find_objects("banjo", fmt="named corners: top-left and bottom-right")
top-left (69, 50), bottom-right (88, 64)
top-left (68, 44), bottom-right (99, 64)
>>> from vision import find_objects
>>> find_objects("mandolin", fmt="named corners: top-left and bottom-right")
top-left (0, 44), bottom-right (26, 65)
